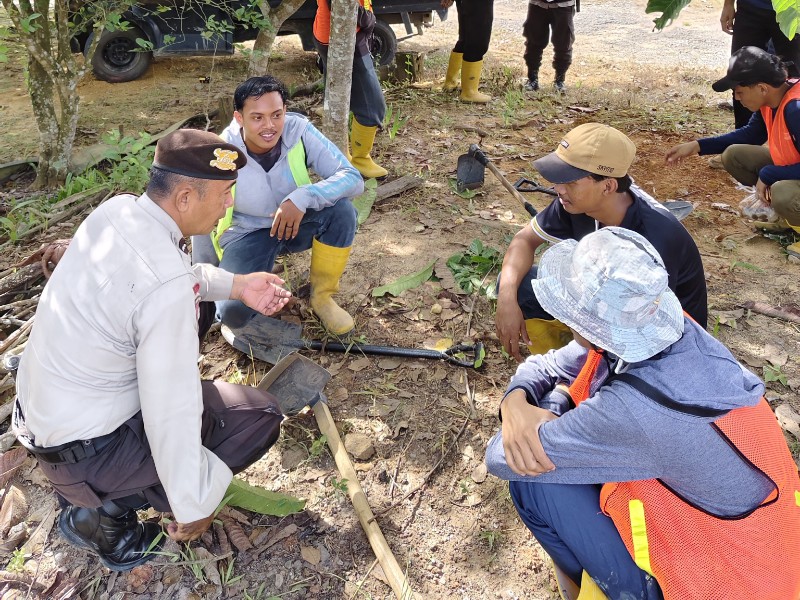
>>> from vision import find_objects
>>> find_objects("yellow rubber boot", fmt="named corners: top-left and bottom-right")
top-left (350, 120), bottom-right (388, 179)
top-left (576, 571), bottom-right (608, 599)
top-left (786, 224), bottom-right (800, 258)
top-left (553, 562), bottom-right (580, 600)
top-left (525, 318), bottom-right (573, 355)
top-left (309, 239), bottom-right (355, 335)
top-left (460, 60), bottom-right (491, 103)
top-left (442, 51), bottom-right (462, 90)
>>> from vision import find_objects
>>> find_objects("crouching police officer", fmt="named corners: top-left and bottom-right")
top-left (12, 130), bottom-right (292, 571)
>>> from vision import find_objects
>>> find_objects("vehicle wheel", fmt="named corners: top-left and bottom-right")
top-left (86, 27), bottom-right (152, 83)
top-left (370, 20), bottom-right (396, 67)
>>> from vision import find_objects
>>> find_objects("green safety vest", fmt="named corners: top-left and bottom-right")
top-left (210, 140), bottom-right (312, 260)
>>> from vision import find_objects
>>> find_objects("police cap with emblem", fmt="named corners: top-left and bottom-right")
top-left (533, 123), bottom-right (636, 184)
top-left (153, 129), bottom-right (247, 181)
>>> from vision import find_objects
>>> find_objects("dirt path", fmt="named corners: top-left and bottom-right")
top-left (1, 1), bottom-right (799, 599)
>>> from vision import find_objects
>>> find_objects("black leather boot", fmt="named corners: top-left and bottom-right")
top-left (58, 500), bottom-right (163, 571)
top-left (554, 72), bottom-right (568, 94)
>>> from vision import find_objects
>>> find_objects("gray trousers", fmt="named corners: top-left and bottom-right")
top-left (35, 381), bottom-right (283, 513)
top-left (721, 144), bottom-right (800, 225)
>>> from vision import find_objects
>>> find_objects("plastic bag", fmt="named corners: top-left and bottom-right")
top-left (739, 193), bottom-right (778, 222)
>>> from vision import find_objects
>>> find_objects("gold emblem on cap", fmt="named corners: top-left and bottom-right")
top-left (210, 148), bottom-right (238, 171)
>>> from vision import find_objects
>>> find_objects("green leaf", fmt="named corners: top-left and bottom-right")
top-left (352, 178), bottom-right (377, 225)
top-left (645, 0), bottom-right (692, 30)
top-left (224, 477), bottom-right (305, 516)
top-left (773, 0), bottom-right (800, 40)
top-left (371, 260), bottom-right (436, 297)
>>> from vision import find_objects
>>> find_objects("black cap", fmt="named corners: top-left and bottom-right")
top-left (712, 46), bottom-right (788, 92)
top-left (153, 129), bottom-right (247, 181)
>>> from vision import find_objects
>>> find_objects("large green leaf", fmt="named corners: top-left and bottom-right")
top-left (645, 0), bottom-right (693, 30)
top-left (371, 260), bottom-right (436, 297)
top-left (773, 0), bottom-right (800, 40)
top-left (352, 178), bottom-right (378, 225)
top-left (224, 477), bottom-right (305, 516)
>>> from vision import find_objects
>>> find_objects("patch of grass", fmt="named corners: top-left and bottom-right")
top-left (764, 363), bottom-right (788, 386)
top-left (479, 528), bottom-right (504, 552)
top-left (5, 548), bottom-right (26, 572)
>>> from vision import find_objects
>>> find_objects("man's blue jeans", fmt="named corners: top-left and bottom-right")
top-left (218, 201), bottom-right (357, 327)
top-left (509, 481), bottom-right (663, 599)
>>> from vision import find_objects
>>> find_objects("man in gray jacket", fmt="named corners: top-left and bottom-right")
top-left (192, 76), bottom-right (363, 335)
top-left (485, 227), bottom-right (800, 599)
top-left (13, 130), bottom-right (293, 571)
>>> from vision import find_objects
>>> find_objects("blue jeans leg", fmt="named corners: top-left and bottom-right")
top-left (509, 481), bottom-right (663, 599)
top-left (217, 201), bottom-right (357, 327)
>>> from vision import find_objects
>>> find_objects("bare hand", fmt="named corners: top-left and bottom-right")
top-left (270, 200), bottom-right (304, 241)
top-left (500, 390), bottom-right (557, 476)
top-left (166, 513), bottom-right (215, 542)
top-left (16, 238), bottom-right (71, 278)
top-left (720, 3), bottom-right (735, 34)
top-left (495, 295), bottom-right (530, 363)
top-left (756, 178), bottom-right (772, 205)
top-left (232, 272), bottom-right (292, 316)
top-left (665, 141), bottom-right (700, 165)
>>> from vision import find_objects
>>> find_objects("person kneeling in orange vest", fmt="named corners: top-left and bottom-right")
top-left (485, 227), bottom-right (800, 600)
top-left (667, 46), bottom-right (800, 257)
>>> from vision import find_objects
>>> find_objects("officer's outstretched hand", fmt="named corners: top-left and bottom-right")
top-left (500, 389), bottom-right (557, 476)
top-left (166, 513), bottom-right (215, 542)
top-left (232, 272), bottom-right (292, 316)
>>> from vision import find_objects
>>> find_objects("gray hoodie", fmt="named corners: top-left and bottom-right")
top-left (485, 317), bottom-right (775, 517)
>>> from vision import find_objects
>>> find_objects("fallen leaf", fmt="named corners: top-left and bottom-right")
top-left (263, 524), bottom-right (299, 549)
top-left (430, 367), bottom-right (447, 381)
top-left (328, 386), bottom-right (349, 402)
top-left (368, 398), bottom-right (400, 417)
top-left (222, 515), bottom-right (254, 552)
top-left (764, 344), bottom-right (789, 367)
top-left (193, 547), bottom-right (222, 586)
top-left (301, 545), bottom-right (321, 565)
top-left (377, 358), bottom-right (402, 370)
top-left (349, 357), bottom-right (371, 372)
top-left (392, 420), bottom-right (409, 438)
top-left (0, 447), bottom-right (28, 488)
top-left (126, 564), bottom-right (154, 589)
top-left (472, 463), bottom-right (488, 483)
top-left (22, 504), bottom-right (55, 556)
top-left (0, 485), bottom-right (28, 536)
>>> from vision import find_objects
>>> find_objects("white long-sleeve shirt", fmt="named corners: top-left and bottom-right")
top-left (16, 193), bottom-right (235, 522)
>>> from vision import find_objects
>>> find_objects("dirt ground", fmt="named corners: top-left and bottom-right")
top-left (2, 0), bottom-right (800, 599)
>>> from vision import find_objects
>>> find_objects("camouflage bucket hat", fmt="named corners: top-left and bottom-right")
top-left (531, 227), bottom-right (685, 363)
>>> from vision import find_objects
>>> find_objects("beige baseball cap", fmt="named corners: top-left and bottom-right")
top-left (533, 123), bottom-right (636, 183)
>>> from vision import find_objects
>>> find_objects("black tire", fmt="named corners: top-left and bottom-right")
top-left (370, 20), bottom-right (396, 67)
top-left (86, 27), bottom-right (152, 83)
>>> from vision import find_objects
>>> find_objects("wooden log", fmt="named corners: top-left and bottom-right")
top-left (0, 264), bottom-right (43, 299)
top-left (739, 301), bottom-right (800, 324)
top-left (0, 317), bottom-right (34, 355)
top-left (375, 175), bottom-right (423, 204)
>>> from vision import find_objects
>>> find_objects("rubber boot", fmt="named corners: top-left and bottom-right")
top-left (58, 501), bottom-right (162, 571)
top-left (443, 51), bottom-right (462, 91)
top-left (554, 69), bottom-right (568, 94)
top-left (309, 239), bottom-right (355, 335)
top-left (525, 318), bottom-right (573, 355)
top-left (553, 561), bottom-right (580, 600)
top-left (576, 571), bottom-right (608, 599)
top-left (460, 60), bottom-right (491, 103)
top-left (349, 120), bottom-right (388, 179)
top-left (786, 224), bottom-right (800, 258)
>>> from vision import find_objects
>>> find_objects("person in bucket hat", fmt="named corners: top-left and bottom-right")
top-left (485, 228), bottom-right (800, 600)
top-left (495, 123), bottom-right (707, 362)
top-left (667, 46), bottom-right (800, 254)
top-left (13, 129), bottom-right (294, 572)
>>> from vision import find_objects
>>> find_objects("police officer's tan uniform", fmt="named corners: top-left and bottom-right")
top-left (12, 129), bottom-right (286, 571)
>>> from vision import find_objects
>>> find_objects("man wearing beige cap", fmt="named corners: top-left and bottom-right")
top-left (495, 123), bottom-right (707, 361)
top-left (12, 129), bottom-right (292, 571)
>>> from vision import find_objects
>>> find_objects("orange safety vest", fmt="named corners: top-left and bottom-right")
top-left (760, 79), bottom-right (800, 166)
top-left (568, 349), bottom-right (800, 600)
top-left (313, 0), bottom-right (372, 45)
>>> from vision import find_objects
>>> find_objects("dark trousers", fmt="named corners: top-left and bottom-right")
top-left (315, 42), bottom-right (386, 127)
top-left (38, 381), bottom-right (283, 514)
top-left (498, 267), bottom-right (554, 320)
top-left (523, 4), bottom-right (576, 79)
top-left (509, 481), bottom-right (664, 599)
top-left (452, 0), bottom-right (494, 62)
top-left (731, 2), bottom-right (800, 127)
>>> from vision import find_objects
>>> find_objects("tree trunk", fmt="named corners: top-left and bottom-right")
top-left (248, 0), bottom-right (307, 77)
top-left (322, 0), bottom-right (357, 152)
